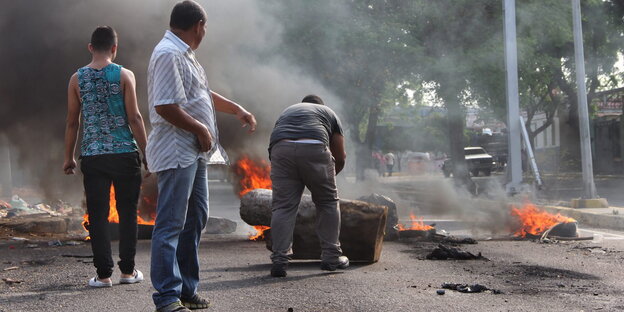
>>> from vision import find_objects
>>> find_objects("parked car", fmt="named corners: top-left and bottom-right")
top-left (404, 152), bottom-right (431, 175)
top-left (442, 147), bottom-right (495, 177)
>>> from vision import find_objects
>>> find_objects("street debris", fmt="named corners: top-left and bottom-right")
top-left (1, 196), bottom-right (78, 223)
top-left (572, 246), bottom-right (610, 254)
top-left (441, 283), bottom-right (502, 294)
top-left (61, 254), bottom-right (92, 258)
top-left (21, 258), bottom-right (55, 266)
top-left (436, 235), bottom-right (478, 245)
top-left (436, 289), bottom-right (445, 295)
top-left (2, 266), bottom-right (18, 271)
top-left (48, 240), bottom-right (63, 246)
top-left (426, 244), bottom-right (487, 260)
top-left (204, 217), bottom-right (238, 235)
top-left (399, 228), bottom-right (436, 240)
top-left (2, 278), bottom-right (24, 285)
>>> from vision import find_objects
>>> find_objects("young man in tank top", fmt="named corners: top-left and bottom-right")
top-left (63, 26), bottom-right (149, 288)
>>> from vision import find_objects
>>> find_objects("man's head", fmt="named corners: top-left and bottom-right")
top-left (170, 0), bottom-right (207, 50)
top-left (301, 95), bottom-right (324, 105)
top-left (88, 26), bottom-right (117, 59)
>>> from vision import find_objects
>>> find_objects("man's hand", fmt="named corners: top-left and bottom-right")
top-left (236, 109), bottom-right (257, 133)
top-left (63, 158), bottom-right (76, 175)
top-left (197, 124), bottom-right (213, 152)
top-left (155, 104), bottom-right (213, 153)
top-left (211, 91), bottom-right (257, 133)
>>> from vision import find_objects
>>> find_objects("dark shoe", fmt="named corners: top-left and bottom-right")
top-left (320, 256), bottom-right (349, 271)
top-left (181, 294), bottom-right (211, 310)
top-left (270, 263), bottom-right (287, 277)
top-left (156, 301), bottom-right (191, 312)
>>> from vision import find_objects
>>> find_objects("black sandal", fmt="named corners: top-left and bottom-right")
top-left (155, 301), bottom-right (191, 312)
top-left (181, 294), bottom-right (211, 309)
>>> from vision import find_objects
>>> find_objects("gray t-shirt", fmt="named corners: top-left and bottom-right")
top-left (269, 103), bottom-right (343, 153)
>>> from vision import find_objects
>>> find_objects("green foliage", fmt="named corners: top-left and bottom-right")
top-left (264, 0), bottom-right (624, 173)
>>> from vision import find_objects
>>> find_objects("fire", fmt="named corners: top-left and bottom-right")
top-left (510, 202), bottom-right (576, 237)
top-left (82, 185), bottom-right (156, 238)
top-left (233, 155), bottom-right (271, 197)
top-left (249, 225), bottom-right (270, 241)
top-left (397, 212), bottom-right (434, 231)
top-left (232, 155), bottom-right (272, 240)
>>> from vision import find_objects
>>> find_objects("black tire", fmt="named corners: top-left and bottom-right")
top-left (443, 170), bottom-right (451, 178)
top-left (471, 169), bottom-right (479, 177)
top-left (483, 169), bottom-right (491, 176)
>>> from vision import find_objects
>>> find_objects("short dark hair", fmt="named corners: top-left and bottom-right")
top-left (170, 0), bottom-right (206, 31)
top-left (301, 95), bottom-right (324, 105)
top-left (90, 26), bottom-right (117, 52)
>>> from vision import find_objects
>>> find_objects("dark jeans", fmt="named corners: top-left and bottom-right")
top-left (81, 152), bottom-right (142, 278)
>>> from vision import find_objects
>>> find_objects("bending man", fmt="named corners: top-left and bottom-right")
top-left (268, 95), bottom-right (347, 277)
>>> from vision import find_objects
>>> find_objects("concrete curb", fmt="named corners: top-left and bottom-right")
top-left (542, 205), bottom-right (624, 231)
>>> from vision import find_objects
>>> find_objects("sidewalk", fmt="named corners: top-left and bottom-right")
top-left (541, 205), bottom-right (624, 231)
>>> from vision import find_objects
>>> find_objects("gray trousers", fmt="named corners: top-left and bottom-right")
top-left (269, 141), bottom-right (343, 264)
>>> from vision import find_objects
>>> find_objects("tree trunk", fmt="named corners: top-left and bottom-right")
top-left (440, 86), bottom-right (476, 195)
top-left (353, 101), bottom-right (383, 181)
top-left (240, 189), bottom-right (388, 262)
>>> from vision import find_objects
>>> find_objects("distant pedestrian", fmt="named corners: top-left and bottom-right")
top-left (384, 152), bottom-right (396, 177)
top-left (63, 26), bottom-right (148, 288)
top-left (372, 150), bottom-right (384, 177)
top-left (268, 95), bottom-right (348, 277)
top-left (146, 1), bottom-right (256, 311)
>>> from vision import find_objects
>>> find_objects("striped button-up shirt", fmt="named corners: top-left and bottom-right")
top-left (146, 30), bottom-right (227, 172)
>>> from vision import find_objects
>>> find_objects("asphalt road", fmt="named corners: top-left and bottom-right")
top-left (1, 231), bottom-right (624, 311)
top-left (1, 181), bottom-right (624, 311)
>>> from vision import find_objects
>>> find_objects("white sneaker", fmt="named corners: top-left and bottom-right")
top-left (88, 277), bottom-right (112, 288)
top-left (119, 269), bottom-right (144, 284)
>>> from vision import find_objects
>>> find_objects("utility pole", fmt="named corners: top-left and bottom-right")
top-left (572, 0), bottom-right (597, 199)
top-left (503, 0), bottom-right (522, 194)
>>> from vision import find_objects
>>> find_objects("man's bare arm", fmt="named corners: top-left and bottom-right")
top-left (63, 74), bottom-right (81, 175)
top-left (121, 69), bottom-right (149, 170)
top-left (155, 104), bottom-right (212, 152)
top-left (210, 90), bottom-right (257, 132)
top-left (329, 133), bottom-right (346, 175)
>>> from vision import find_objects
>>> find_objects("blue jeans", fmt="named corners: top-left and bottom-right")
top-left (151, 159), bottom-right (209, 308)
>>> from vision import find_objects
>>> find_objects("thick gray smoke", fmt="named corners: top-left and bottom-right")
top-left (0, 0), bottom-right (339, 203)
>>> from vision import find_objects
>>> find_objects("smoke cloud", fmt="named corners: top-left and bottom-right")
top-left (0, 0), bottom-right (339, 203)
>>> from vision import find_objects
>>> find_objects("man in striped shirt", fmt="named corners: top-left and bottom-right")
top-left (147, 1), bottom-right (256, 311)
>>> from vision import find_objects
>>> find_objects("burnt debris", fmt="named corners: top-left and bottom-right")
top-left (441, 283), bottom-right (502, 294)
top-left (426, 244), bottom-right (487, 260)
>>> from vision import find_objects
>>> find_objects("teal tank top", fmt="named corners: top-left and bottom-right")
top-left (77, 63), bottom-right (138, 156)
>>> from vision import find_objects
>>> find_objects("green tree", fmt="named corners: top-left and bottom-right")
top-left (266, 1), bottom-right (418, 180)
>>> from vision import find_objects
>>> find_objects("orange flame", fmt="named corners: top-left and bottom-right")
top-left (82, 185), bottom-right (156, 239)
top-left (510, 202), bottom-right (576, 237)
top-left (249, 225), bottom-right (270, 241)
top-left (397, 212), bottom-right (434, 231)
top-left (233, 155), bottom-right (272, 197)
top-left (232, 155), bottom-right (272, 240)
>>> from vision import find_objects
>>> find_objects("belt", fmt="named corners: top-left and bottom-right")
top-left (282, 139), bottom-right (324, 144)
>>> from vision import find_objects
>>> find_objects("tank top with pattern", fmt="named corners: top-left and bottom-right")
top-left (77, 63), bottom-right (137, 156)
